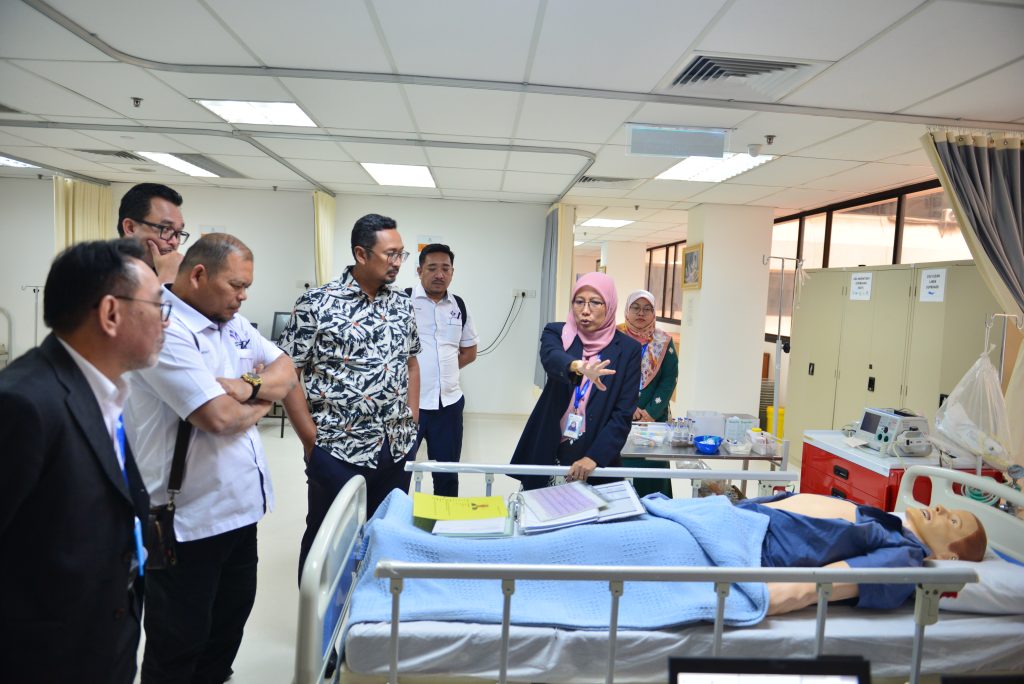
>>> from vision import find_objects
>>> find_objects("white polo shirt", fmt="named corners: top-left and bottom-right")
top-left (125, 285), bottom-right (280, 542)
top-left (410, 283), bottom-right (478, 409)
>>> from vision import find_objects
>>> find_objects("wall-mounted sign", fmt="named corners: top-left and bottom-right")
top-left (919, 268), bottom-right (947, 302)
top-left (850, 272), bottom-right (872, 301)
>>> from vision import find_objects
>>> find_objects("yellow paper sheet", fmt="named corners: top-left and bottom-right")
top-left (412, 493), bottom-right (508, 520)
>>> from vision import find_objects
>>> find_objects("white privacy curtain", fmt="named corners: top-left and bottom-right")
top-left (922, 131), bottom-right (1024, 466)
top-left (54, 177), bottom-right (115, 253)
top-left (312, 190), bottom-right (336, 286)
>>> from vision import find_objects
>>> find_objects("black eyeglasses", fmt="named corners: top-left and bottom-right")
top-left (134, 219), bottom-right (190, 244)
top-left (115, 296), bottom-right (173, 321)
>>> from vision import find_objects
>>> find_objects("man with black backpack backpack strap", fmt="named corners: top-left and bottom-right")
top-left (406, 243), bottom-right (478, 496)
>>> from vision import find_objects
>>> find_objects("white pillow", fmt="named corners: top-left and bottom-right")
top-left (933, 553), bottom-right (1024, 614)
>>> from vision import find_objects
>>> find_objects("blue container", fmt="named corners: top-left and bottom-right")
top-left (694, 435), bottom-right (723, 455)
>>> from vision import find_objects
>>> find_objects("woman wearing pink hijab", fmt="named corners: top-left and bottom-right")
top-left (510, 272), bottom-right (642, 490)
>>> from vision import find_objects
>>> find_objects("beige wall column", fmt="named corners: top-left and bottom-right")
top-left (601, 241), bottom-right (648, 324)
top-left (677, 204), bottom-right (774, 416)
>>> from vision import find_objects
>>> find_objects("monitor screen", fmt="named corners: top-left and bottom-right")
top-left (669, 657), bottom-right (870, 684)
top-left (271, 311), bottom-right (292, 344)
top-left (859, 410), bottom-right (881, 435)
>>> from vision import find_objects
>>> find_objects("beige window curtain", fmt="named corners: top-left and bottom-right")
top-left (54, 177), bottom-right (115, 253)
top-left (921, 131), bottom-right (1024, 466)
top-left (312, 190), bottom-right (336, 286)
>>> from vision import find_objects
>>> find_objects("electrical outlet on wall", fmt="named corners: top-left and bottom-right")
top-left (510, 289), bottom-right (537, 298)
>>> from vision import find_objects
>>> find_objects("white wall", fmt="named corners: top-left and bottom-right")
top-left (574, 253), bottom-right (597, 279)
top-left (333, 195), bottom-right (549, 415)
top-left (601, 241), bottom-right (647, 324)
top-left (110, 183), bottom-right (316, 336)
top-left (0, 178), bottom-right (57, 361)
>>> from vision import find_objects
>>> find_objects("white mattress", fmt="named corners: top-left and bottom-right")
top-left (344, 608), bottom-right (1024, 683)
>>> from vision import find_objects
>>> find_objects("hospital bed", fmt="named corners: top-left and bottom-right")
top-left (296, 465), bottom-right (1024, 684)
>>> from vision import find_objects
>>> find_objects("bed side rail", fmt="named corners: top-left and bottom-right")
top-left (374, 562), bottom-right (977, 684)
top-left (295, 475), bottom-right (367, 684)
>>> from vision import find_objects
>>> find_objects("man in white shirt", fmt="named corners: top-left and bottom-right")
top-left (125, 233), bottom-right (296, 684)
top-left (0, 240), bottom-right (166, 683)
top-left (409, 244), bottom-right (478, 496)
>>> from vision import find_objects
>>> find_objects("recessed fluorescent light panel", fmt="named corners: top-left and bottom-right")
top-left (136, 151), bottom-right (218, 177)
top-left (360, 163), bottom-right (436, 188)
top-left (574, 240), bottom-right (585, 246)
top-left (628, 124), bottom-right (728, 158)
top-left (581, 218), bottom-right (634, 228)
top-left (656, 153), bottom-right (773, 183)
top-left (0, 155), bottom-right (38, 168)
top-left (195, 100), bottom-right (317, 127)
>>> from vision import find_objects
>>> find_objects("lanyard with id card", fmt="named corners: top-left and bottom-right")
top-left (563, 355), bottom-right (598, 441)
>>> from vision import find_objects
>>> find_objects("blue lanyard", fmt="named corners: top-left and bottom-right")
top-left (116, 416), bottom-right (146, 577)
top-left (639, 343), bottom-right (649, 390)
top-left (572, 354), bottom-right (599, 411)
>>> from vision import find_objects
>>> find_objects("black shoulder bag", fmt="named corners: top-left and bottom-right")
top-left (145, 418), bottom-right (192, 570)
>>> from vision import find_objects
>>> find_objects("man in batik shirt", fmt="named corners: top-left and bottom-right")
top-left (280, 213), bottom-right (420, 578)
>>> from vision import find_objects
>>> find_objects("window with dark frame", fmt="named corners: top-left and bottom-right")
top-left (644, 240), bottom-right (685, 324)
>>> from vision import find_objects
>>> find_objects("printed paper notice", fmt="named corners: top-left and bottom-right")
top-left (919, 268), bottom-right (946, 302)
top-left (850, 272), bottom-right (872, 301)
top-left (412, 493), bottom-right (508, 520)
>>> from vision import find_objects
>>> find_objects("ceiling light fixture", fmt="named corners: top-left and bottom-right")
top-left (0, 155), bottom-right (38, 168)
top-left (656, 152), bottom-right (773, 183)
top-left (360, 163), bottom-right (436, 188)
top-left (574, 240), bottom-right (585, 246)
top-left (195, 99), bottom-right (317, 127)
top-left (581, 218), bottom-right (634, 228)
top-left (136, 151), bottom-right (218, 177)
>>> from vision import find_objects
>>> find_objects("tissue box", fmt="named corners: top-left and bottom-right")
top-left (686, 410), bottom-right (725, 438)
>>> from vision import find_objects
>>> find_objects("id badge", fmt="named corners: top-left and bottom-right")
top-left (563, 412), bottom-right (584, 440)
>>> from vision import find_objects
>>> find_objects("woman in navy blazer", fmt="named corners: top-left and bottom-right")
top-left (511, 272), bottom-right (642, 490)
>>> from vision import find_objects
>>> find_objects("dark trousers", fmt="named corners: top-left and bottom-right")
top-left (298, 439), bottom-right (411, 582)
top-left (412, 395), bottom-right (465, 497)
top-left (519, 440), bottom-right (622, 491)
top-left (141, 523), bottom-right (258, 684)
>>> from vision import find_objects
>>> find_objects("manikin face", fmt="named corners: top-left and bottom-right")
top-left (122, 197), bottom-right (186, 266)
top-left (906, 504), bottom-right (981, 560)
top-left (417, 251), bottom-right (453, 299)
top-left (571, 285), bottom-right (607, 332)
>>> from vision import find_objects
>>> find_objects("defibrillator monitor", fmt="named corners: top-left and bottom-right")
top-left (856, 407), bottom-right (930, 452)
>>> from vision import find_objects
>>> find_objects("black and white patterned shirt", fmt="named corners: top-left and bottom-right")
top-left (279, 267), bottom-right (421, 467)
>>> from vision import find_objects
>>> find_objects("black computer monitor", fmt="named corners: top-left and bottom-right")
top-left (271, 311), bottom-right (292, 344)
top-left (669, 656), bottom-right (870, 684)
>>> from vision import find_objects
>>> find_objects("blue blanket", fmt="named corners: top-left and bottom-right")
top-left (347, 492), bottom-right (770, 630)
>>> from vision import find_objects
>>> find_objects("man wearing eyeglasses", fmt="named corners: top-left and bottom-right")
top-left (117, 183), bottom-right (190, 284)
top-left (0, 239), bottom-right (167, 683)
top-left (280, 213), bottom-right (421, 580)
top-left (124, 233), bottom-right (296, 684)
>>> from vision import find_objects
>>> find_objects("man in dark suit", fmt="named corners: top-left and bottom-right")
top-left (0, 239), bottom-right (169, 683)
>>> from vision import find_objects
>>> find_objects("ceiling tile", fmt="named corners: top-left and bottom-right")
top-left (587, 146), bottom-right (681, 180)
top-left (246, 137), bottom-right (350, 161)
top-left (338, 142), bottom-right (429, 165)
top-left (698, 0), bottom-right (921, 61)
top-left (405, 86), bottom-right (521, 138)
top-left (729, 112), bottom-right (865, 156)
top-left (591, 207), bottom-right (658, 221)
top-left (783, 2), bottom-right (1024, 112)
top-left (164, 134), bottom-right (268, 156)
top-left (432, 167), bottom-right (503, 192)
top-left (440, 189), bottom-right (551, 204)
top-left (597, 198), bottom-right (676, 210)
top-left (206, 0), bottom-right (391, 71)
top-left (424, 147), bottom-right (508, 170)
top-left (736, 156), bottom-right (863, 187)
top-left (903, 59), bottom-right (1024, 122)
top-left (48, 0), bottom-right (259, 65)
top-left (802, 162), bottom-right (935, 193)
top-left (72, 130), bottom-right (185, 152)
top-left (794, 122), bottom-right (925, 162)
top-left (644, 209), bottom-right (690, 224)
top-left (0, 62), bottom-right (117, 119)
top-left (289, 159), bottom-right (371, 184)
top-left (280, 79), bottom-right (416, 132)
top-left (516, 94), bottom-right (638, 144)
top-left (627, 180), bottom-right (714, 201)
top-left (374, 0), bottom-right (540, 81)
top-left (0, 1), bottom-right (113, 61)
top-left (0, 145), bottom-right (118, 173)
top-left (687, 183), bottom-right (781, 204)
top-left (747, 186), bottom-right (853, 212)
top-left (881, 148), bottom-right (930, 165)
top-left (204, 154), bottom-right (305, 181)
top-left (501, 170), bottom-right (572, 195)
top-left (16, 62), bottom-right (220, 122)
top-left (530, 0), bottom-right (727, 91)
top-left (506, 151), bottom-right (588, 175)
top-left (152, 72), bottom-right (293, 102)
top-left (0, 127), bottom-right (119, 149)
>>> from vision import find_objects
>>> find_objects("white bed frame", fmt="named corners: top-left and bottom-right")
top-left (295, 464), bottom-right (1024, 684)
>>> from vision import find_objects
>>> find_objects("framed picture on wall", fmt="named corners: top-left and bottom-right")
top-left (682, 243), bottom-right (703, 290)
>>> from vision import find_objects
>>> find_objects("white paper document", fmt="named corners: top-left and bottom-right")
top-left (520, 481), bottom-right (608, 522)
top-left (518, 480), bottom-right (645, 534)
top-left (432, 516), bottom-right (513, 537)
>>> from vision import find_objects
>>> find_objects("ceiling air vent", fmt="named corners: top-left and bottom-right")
top-left (74, 149), bottom-right (150, 163)
top-left (662, 52), bottom-right (830, 102)
top-left (578, 175), bottom-right (643, 190)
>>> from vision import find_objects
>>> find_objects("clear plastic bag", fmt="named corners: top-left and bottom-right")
top-left (932, 349), bottom-right (1012, 470)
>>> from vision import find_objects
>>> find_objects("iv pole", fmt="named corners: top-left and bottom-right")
top-left (763, 255), bottom-right (802, 436)
top-left (21, 285), bottom-right (44, 347)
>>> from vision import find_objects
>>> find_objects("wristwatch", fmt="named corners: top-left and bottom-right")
top-left (240, 372), bottom-right (263, 401)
